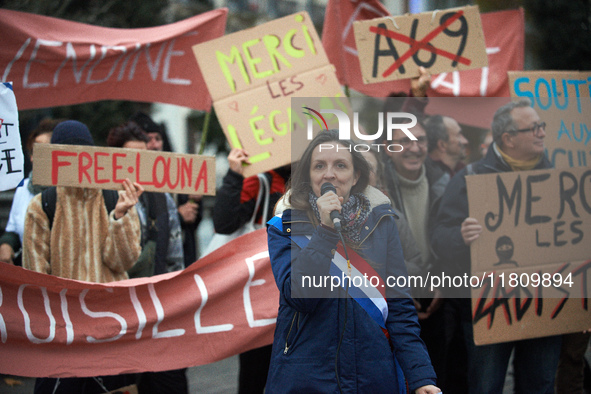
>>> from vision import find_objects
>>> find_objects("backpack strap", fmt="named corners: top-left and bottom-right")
top-left (102, 189), bottom-right (119, 214)
top-left (42, 187), bottom-right (119, 230)
top-left (41, 187), bottom-right (58, 230)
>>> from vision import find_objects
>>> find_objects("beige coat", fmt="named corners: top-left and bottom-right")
top-left (23, 186), bottom-right (141, 283)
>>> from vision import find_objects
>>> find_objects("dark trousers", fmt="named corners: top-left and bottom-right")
top-left (440, 298), bottom-right (469, 394)
top-left (137, 368), bottom-right (188, 394)
top-left (555, 332), bottom-right (591, 393)
top-left (462, 319), bottom-right (561, 394)
top-left (238, 345), bottom-right (272, 394)
top-left (34, 374), bottom-right (136, 394)
top-left (418, 301), bottom-right (446, 387)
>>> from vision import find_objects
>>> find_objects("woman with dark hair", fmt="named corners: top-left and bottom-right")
top-left (266, 130), bottom-right (440, 393)
top-left (0, 118), bottom-right (62, 266)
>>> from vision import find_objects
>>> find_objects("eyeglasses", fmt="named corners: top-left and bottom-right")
top-left (514, 122), bottom-right (546, 135)
top-left (390, 136), bottom-right (428, 148)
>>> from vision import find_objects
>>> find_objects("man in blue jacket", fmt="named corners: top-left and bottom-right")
top-left (430, 99), bottom-right (561, 393)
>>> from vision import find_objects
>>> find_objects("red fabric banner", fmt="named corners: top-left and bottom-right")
top-left (322, 2), bottom-right (524, 98)
top-left (0, 229), bottom-right (278, 378)
top-left (0, 9), bottom-right (227, 111)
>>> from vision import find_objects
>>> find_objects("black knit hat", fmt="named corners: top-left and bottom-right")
top-left (129, 111), bottom-right (162, 135)
top-left (51, 120), bottom-right (94, 146)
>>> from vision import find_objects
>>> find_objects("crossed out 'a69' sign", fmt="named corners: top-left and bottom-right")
top-left (353, 5), bottom-right (488, 84)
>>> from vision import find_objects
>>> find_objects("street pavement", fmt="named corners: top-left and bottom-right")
top-left (2, 346), bottom-right (590, 393)
top-left (0, 355), bottom-right (239, 393)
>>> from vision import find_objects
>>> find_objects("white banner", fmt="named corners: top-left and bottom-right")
top-left (0, 82), bottom-right (24, 191)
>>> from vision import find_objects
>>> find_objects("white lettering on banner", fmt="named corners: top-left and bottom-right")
top-left (193, 274), bottom-right (234, 334)
top-left (1, 38), bottom-right (31, 82)
top-left (80, 288), bottom-right (127, 343)
top-left (244, 252), bottom-right (276, 328)
top-left (129, 287), bottom-right (148, 340)
top-left (163, 33), bottom-right (196, 85)
top-left (18, 284), bottom-right (56, 344)
top-left (431, 46), bottom-right (501, 97)
top-left (149, 283), bottom-right (185, 339)
top-left (24, 39), bottom-right (62, 88)
top-left (86, 45), bottom-right (128, 84)
top-left (3, 34), bottom-right (194, 90)
top-left (59, 289), bottom-right (74, 345)
top-left (0, 286), bottom-right (6, 343)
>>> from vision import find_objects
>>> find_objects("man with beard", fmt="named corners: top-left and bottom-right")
top-left (382, 118), bottom-right (449, 388)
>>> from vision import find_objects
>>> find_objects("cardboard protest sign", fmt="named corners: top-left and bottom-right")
top-left (467, 168), bottom-right (591, 344)
top-left (353, 5), bottom-right (488, 84)
top-left (0, 82), bottom-right (24, 191)
top-left (325, 4), bottom-right (522, 98)
top-left (509, 71), bottom-right (591, 169)
top-left (193, 12), bottom-right (345, 177)
top-left (32, 144), bottom-right (215, 195)
top-left (0, 8), bottom-right (227, 111)
top-left (0, 229), bottom-right (277, 378)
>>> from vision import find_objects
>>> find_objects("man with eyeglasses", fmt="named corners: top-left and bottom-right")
top-left (382, 116), bottom-right (450, 388)
top-left (430, 99), bottom-right (561, 393)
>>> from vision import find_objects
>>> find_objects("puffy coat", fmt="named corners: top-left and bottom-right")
top-left (266, 186), bottom-right (436, 393)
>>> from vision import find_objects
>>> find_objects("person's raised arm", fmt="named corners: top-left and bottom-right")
top-left (113, 179), bottom-right (144, 220)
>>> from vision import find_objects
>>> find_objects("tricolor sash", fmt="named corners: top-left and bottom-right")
top-left (268, 214), bottom-right (408, 393)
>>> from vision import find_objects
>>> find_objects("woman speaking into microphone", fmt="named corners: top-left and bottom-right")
top-left (266, 130), bottom-right (440, 393)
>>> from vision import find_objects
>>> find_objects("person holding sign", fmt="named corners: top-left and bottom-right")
top-left (212, 148), bottom-right (290, 394)
top-left (22, 120), bottom-right (143, 393)
top-left (129, 111), bottom-right (202, 267)
top-left (106, 120), bottom-right (188, 394)
top-left (266, 130), bottom-right (440, 394)
top-left (430, 99), bottom-right (561, 393)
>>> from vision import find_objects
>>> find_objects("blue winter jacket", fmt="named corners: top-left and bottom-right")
top-left (266, 187), bottom-right (437, 393)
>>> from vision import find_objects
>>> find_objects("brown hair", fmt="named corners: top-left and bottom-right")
top-left (26, 118), bottom-right (64, 155)
top-left (287, 129), bottom-right (370, 211)
top-left (107, 121), bottom-right (149, 148)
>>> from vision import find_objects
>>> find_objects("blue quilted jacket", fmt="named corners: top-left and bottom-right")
top-left (266, 187), bottom-right (436, 393)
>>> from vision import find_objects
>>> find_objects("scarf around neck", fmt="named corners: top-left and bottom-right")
top-left (496, 145), bottom-right (542, 171)
top-left (26, 171), bottom-right (48, 196)
top-left (308, 191), bottom-right (371, 244)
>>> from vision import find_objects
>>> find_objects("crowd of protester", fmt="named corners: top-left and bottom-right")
top-left (1, 75), bottom-right (589, 393)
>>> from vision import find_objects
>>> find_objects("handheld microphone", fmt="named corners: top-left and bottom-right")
top-left (320, 182), bottom-right (342, 232)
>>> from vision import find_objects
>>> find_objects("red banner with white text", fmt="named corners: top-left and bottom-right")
top-left (0, 229), bottom-right (277, 378)
top-left (0, 9), bottom-right (227, 111)
top-left (322, 1), bottom-right (523, 98)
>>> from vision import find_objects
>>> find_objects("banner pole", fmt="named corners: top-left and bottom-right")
top-left (198, 109), bottom-right (212, 155)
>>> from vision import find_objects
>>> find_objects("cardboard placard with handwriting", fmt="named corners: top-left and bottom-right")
top-left (353, 5), bottom-right (488, 84)
top-left (509, 71), bottom-right (591, 169)
top-left (466, 168), bottom-right (591, 345)
top-left (193, 12), bottom-right (345, 177)
top-left (32, 144), bottom-right (216, 195)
